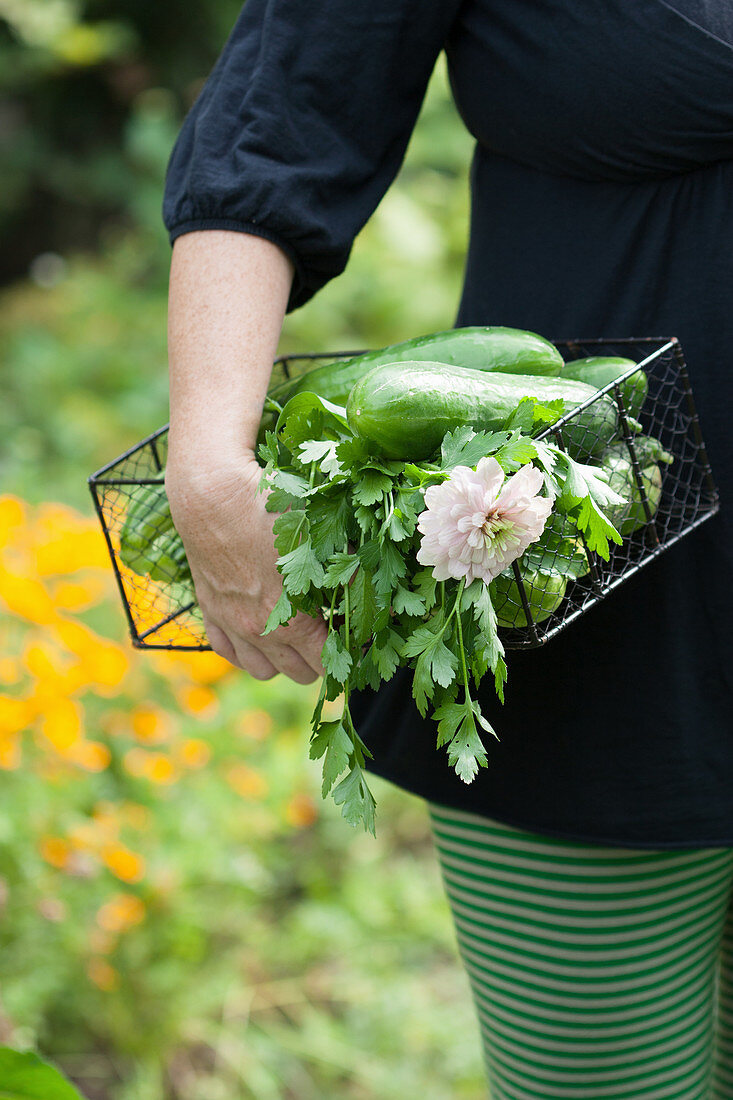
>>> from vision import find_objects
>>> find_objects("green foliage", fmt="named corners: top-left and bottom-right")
top-left (0, 1048), bottom-right (83, 1100)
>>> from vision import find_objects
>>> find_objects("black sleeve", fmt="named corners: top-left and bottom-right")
top-left (162, 0), bottom-right (464, 312)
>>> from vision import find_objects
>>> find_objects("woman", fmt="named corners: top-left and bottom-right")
top-left (162, 0), bottom-right (733, 1094)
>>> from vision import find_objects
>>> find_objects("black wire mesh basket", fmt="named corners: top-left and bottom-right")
top-left (88, 336), bottom-right (719, 651)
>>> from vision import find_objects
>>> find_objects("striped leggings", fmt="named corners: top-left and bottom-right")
top-left (427, 803), bottom-right (733, 1099)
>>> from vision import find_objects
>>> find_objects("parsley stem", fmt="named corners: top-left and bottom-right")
top-left (453, 577), bottom-right (471, 704)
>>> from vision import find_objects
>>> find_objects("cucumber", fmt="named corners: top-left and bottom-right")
top-left (560, 357), bottom-right (648, 418)
top-left (597, 435), bottom-right (673, 536)
top-left (491, 566), bottom-right (567, 629)
top-left (345, 361), bottom-right (619, 462)
top-left (263, 326), bottom-right (564, 427)
top-left (602, 457), bottom-right (663, 536)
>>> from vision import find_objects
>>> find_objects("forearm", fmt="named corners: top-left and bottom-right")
top-left (166, 230), bottom-right (294, 474)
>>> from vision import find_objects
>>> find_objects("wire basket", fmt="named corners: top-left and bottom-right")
top-left (88, 336), bottom-right (719, 651)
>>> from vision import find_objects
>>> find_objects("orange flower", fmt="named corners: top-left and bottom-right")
top-left (236, 709), bottom-right (273, 742)
top-left (40, 836), bottom-right (72, 869)
top-left (96, 892), bottom-right (145, 933)
top-left (178, 738), bottom-right (211, 769)
top-left (34, 504), bottom-right (110, 575)
top-left (285, 793), bottom-right (319, 829)
top-left (101, 844), bottom-right (145, 884)
top-left (87, 958), bottom-right (119, 991)
top-left (226, 762), bottom-right (269, 800)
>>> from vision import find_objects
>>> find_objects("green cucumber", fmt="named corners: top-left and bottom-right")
top-left (560, 357), bottom-right (648, 418)
top-left (602, 458), bottom-right (663, 536)
top-left (345, 361), bottom-right (619, 462)
top-left (491, 566), bottom-right (567, 629)
top-left (597, 435), bottom-right (673, 536)
top-left (260, 327), bottom-right (565, 444)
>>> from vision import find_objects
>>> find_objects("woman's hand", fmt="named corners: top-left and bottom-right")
top-left (166, 450), bottom-right (327, 684)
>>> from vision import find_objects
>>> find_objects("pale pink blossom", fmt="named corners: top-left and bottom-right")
top-left (416, 457), bottom-right (553, 584)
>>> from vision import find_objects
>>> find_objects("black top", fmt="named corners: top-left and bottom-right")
top-left (164, 0), bottom-right (733, 849)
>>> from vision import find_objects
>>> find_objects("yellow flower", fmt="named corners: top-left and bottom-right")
top-left (131, 703), bottom-right (174, 745)
top-left (87, 958), bottom-right (120, 991)
top-left (177, 684), bottom-right (219, 718)
top-left (40, 836), bottom-right (72, 869)
top-left (236, 709), bottom-right (273, 742)
top-left (0, 734), bottom-right (21, 770)
top-left (226, 763), bottom-right (269, 800)
top-left (96, 892), bottom-right (145, 933)
top-left (101, 844), bottom-right (145, 884)
top-left (51, 577), bottom-right (107, 612)
top-left (123, 748), bottom-right (178, 785)
top-left (0, 496), bottom-right (26, 549)
top-left (40, 697), bottom-right (83, 753)
top-left (0, 564), bottom-right (58, 625)
top-left (285, 792), bottom-right (320, 829)
top-left (66, 740), bottom-right (111, 772)
top-left (178, 738), bottom-right (211, 769)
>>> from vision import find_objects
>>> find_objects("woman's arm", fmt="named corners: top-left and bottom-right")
top-left (165, 229), bottom-right (327, 682)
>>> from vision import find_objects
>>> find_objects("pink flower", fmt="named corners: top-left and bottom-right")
top-left (416, 457), bottom-right (553, 585)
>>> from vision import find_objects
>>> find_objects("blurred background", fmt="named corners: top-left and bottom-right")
top-left (0, 1), bottom-right (487, 1096)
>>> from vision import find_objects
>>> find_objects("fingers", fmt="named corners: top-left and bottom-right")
top-left (203, 611), bottom-right (326, 683)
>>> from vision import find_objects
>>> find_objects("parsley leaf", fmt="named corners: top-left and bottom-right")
top-left (279, 539), bottom-right (326, 596)
top-left (433, 699), bottom-right (489, 784)
top-left (332, 763), bottom-right (377, 836)
top-left (439, 426), bottom-right (511, 471)
top-left (321, 631), bottom-right (353, 683)
top-left (262, 588), bottom-right (293, 635)
top-left (309, 719), bottom-right (353, 796)
top-left (353, 468), bottom-right (393, 506)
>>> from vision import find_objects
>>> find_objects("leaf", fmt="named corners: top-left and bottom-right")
top-left (257, 430), bottom-right (279, 466)
top-left (262, 588), bottom-right (294, 635)
top-left (321, 631), bottom-right (353, 683)
top-left (0, 1047), bottom-right (83, 1100)
top-left (350, 567), bottom-right (379, 645)
top-left (404, 619), bottom-right (457, 715)
top-left (298, 438), bottom-right (343, 476)
top-left (262, 469), bottom-right (312, 513)
top-left (332, 763), bottom-right (377, 835)
top-left (503, 396), bottom-right (538, 434)
top-left (353, 468), bottom-right (394, 506)
top-left (494, 432), bottom-right (538, 473)
top-left (279, 540), bottom-right (326, 596)
top-left (432, 700), bottom-right (489, 784)
top-left (276, 391), bottom-right (349, 443)
top-left (439, 425), bottom-right (511, 470)
top-left (272, 510), bottom-right (308, 555)
top-left (412, 568), bottom-right (438, 611)
top-left (323, 552), bottom-right (359, 589)
top-left (372, 540), bottom-right (408, 598)
top-left (391, 585), bottom-right (426, 617)
top-left (574, 494), bottom-right (623, 560)
top-left (309, 719), bottom-right (353, 797)
top-left (308, 490), bottom-right (351, 559)
top-left (370, 629), bottom-right (402, 682)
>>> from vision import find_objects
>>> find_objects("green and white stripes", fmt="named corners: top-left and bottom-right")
top-left (428, 803), bottom-right (733, 1099)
